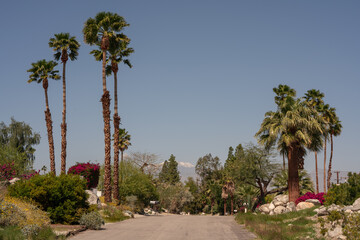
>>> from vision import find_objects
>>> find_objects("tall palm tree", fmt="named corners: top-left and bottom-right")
top-left (117, 128), bottom-right (131, 185)
top-left (226, 180), bottom-right (235, 215)
top-left (304, 89), bottom-right (325, 193)
top-left (49, 33), bottom-right (80, 174)
top-left (27, 60), bottom-right (60, 175)
top-left (83, 12), bottom-right (129, 202)
top-left (327, 114), bottom-right (342, 190)
top-left (256, 85), bottom-right (323, 202)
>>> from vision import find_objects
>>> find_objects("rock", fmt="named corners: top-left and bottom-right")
top-left (274, 195), bottom-right (289, 204)
top-left (350, 205), bottom-right (360, 211)
top-left (273, 200), bottom-right (285, 207)
top-left (85, 190), bottom-right (101, 207)
top-left (9, 178), bottom-right (20, 185)
top-left (327, 225), bottom-right (343, 238)
top-left (352, 197), bottom-right (360, 207)
top-left (345, 209), bottom-right (352, 214)
top-left (305, 199), bottom-right (321, 206)
top-left (123, 210), bottom-right (134, 218)
top-left (259, 203), bottom-right (270, 213)
top-left (286, 202), bottom-right (296, 212)
top-left (274, 206), bottom-right (286, 214)
top-left (269, 210), bottom-right (274, 215)
top-left (296, 202), bottom-right (314, 211)
top-left (269, 202), bottom-right (275, 210)
top-left (317, 209), bottom-right (329, 216)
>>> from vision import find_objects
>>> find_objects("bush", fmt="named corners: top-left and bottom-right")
top-left (79, 212), bottom-right (104, 230)
top-left (295, 192), bottom-right (325, 205)
top-left (0, 163), bottom-right (17, 181)
top-left (68, 162), bottom-right (100, 189)
top-left (343, 213), bottom-right (360, 239)
top-left (325, 172), bottom-right (360, 206)
top-left (100, 205), bottom-right (129, 223)
top-left (8, 174), bottom-right (88, 224)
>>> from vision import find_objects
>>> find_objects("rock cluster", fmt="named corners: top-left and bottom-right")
top-left (315, 197), bottom-right (360, 216)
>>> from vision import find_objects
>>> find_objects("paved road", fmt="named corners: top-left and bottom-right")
top-left (70, 215), bottom-right (257, 240)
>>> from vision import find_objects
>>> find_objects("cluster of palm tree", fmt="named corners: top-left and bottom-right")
top-left (256, 85), bottom-right (342, 202)
top-left (27, 12), bottom-right (133, 203)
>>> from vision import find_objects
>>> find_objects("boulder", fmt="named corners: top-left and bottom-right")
top-left (305, 199), bottom-right (321, 206)
top-left (123, 210), bottom-right (134, 218)
top-left (274, 206), bottom-right (286, 214)
top-left (274, 195), bottom-right (289, 205)
top-left (85, 190), bottom-right (101, 207)
top-left (259, 204), bottom-right (270, 213)
top-left (286, 202), bottom-right (296, 212)
top-left (296, 202), bottom-right (314, 211)
top-left (352, 197), bottom-right (360, 207)
top-left (269, 202), bottom-right (275, 210)
top-left (327, 225), bottom-right (343, 238)
top-left (350, 205), bottom-right (360, 211)
top-left (273, 200), bottom-right (285, 207)
top-left (269, 211), bottom-right (274, 215)
top-left (9, 178), bottom-right (20, 185)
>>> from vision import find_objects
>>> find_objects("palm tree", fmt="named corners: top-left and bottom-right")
top-left (272, 169), bottom-right (315, 195)
top-left (221, 184), bottom-right (228, 215)
top-left (27, 60), bottom-right (60, 175)
top-left (226, 180), bottom-right (235, 215)
top-left (117, 128), bottom-right (131, 186)
top-left (49, 33), bottom-right (80, 174)
top-left (327, 114), bottom-right (342, 190)
top-left (83, 12), bottom-right (129, 202)
top-left (304, 89), bottom-right (325, 193)
top-left (256, 85), bottom-right (323, 202)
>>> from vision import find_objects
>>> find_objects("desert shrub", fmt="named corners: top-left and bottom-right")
top-left (8, 174), bottom-right (88, 224)
top-left (0, 197), bottom-right (50, 228)
top-left (0, 163), bottom-right (17, 181)
top-left (295, 192), bottom-right (325, 205)
top-left (100, 205), bottom-right (129, 222)
top-left (68, 162), bottom-right (100, 189)
top-left (343, 213), bottom-right (360, 239)
top-left (79, 211), bottom-right (104, 230)
top-left (325, 172), bottom-right (360, 206)
top-left (0, 226), bottom-right (25, 240)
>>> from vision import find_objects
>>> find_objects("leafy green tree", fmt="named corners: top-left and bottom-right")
top-left (0, 118), bottom-right (40, 172)
top-left (183, 177), bottom-right (203, 214)
top-left (83, 12), bottom-right (129, 202)
top-left (49, 33), bottom-right (80, 174)
top-left (158, 182), bottom-right (193, 213)
top-left (272, 169), bottom-right (314, 195)
top-left (159, 154), bottom-right (180, 185)
top-left (256, 85), bottom-right (323, 202)
top-left (195, 154), bottom-right (222, 185)
top-left (27, 60), bottom-right (60, 175)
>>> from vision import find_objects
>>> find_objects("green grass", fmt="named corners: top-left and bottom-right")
top-left (100, 206), bottom-right (130, 223)
top-left (236, 207), bottom-right (325, 240)
top-left (0, 226), bottom-right (59, 240)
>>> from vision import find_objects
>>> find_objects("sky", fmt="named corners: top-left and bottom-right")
top-left (0, 0), bottom-right (359, 175)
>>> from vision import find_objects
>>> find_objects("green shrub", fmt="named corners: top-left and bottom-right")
top-left (100, 205), bottom-right (129, 223)
top-left (79, 212), bottom-right (104, 230)
top-left (343, 213), bottom-right (360, 240)
top-left (8, 174), bottom-right (88, 224)
top-left (325, 172), bottom-right (360, 206)
top-left (0, 226), bottom-right (25, 240)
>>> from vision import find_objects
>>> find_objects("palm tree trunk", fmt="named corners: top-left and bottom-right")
top-left (120, 151), bottom-right (124, 184)
top-left (60, 61), bottom-right (67, 174)
top-left (323, 138), bottom-right (327, 193)
top-left (288, 145), bottom-right (300, 203)
top-left (315, 151), bottom-right (319, 194)
top-left (327, 134), bottom-right (334, 190)
top-left (44, 86), bottom-right (55, 175)
top-left (112, 69), bottom-right (120, 200)
top-left (283, 153), bottom-right (286, 171)
top-left (230, 195), bottom-right (233, 215)
top-left (101, 49), bottom-right (112, 202)
top-left (224, 199), bottom-right (227, 216)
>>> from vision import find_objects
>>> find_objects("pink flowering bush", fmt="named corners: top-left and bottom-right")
top-left (22, 170), bottom-right (40, 180)
top-left (0, 163), bottom-right (17, 181)
top-left (68, 162), bottom-right (100, 189)
top-left (295, 192), bottom-right (326, 205)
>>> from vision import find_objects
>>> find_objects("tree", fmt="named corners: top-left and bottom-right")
top-left (125, 151), bottom-right (160, 177)
top-left (27, 60), bottom-right (60, 175)
top-left (159, 154), bottom-right (180, 185)
top-left (256, 85), bottom-right (323, 202)
top-left (272, 169), bottom-right (315, 195)
top-left (327, 114), bottom-right (342, 190)
top-left (304, 89), bottom-right (325, 193)
top-left (0, 118), bottom-right (40, 172)
top-left (195, 154), bottom-right (222, 185)
top-left (49, 33), bottom-right (80, 174)
top-left (115, 128), bottom-right (131, 199)
top-left (83, 12), bottom-right (129, 202)
top-left (158, 182), bottom-right (194, 214)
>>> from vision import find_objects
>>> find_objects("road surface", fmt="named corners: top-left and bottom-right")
top-left (70, 215), bottom-right (257, 240)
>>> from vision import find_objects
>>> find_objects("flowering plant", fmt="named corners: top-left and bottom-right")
top-left (295, 192), bottom-right (326, 205)
top-left (22, 170), bottom-right (40, 180)
top-left (68, 162), bottom-right (100, 189)
top-left (0, 163), bottom-right (17, 181)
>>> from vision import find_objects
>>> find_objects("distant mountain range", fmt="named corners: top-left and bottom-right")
top-left (178, 162), bottom-right (196, 181)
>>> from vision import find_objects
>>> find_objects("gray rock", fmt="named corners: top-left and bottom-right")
top-left (85, 190), bottom-right (101, 207)
top-left (327, 225), bottom-right (343, 238)
top-left (273, 200), bottom-right (285, 207)
top-left (274, 195), bottom-right (289, 204)
top-left (269, 202), bottom-right (275, 210)
top-left (269, 210), bottom-right (274, 215)
top-left (123, 210), bottom-right (134, 218)
top-left (259, 203), bottom-right (270, 213)
top-left (317, 209), bottom-right (329, 216)
top-left (305, 199), bottom-right (321, 206)
top-left (286, 202), bottom-right (296, 212)
top-left (296, 202), bottom-right (314, 211)
top-left (350, 205), bottom-right (360, 211)
top-left (352, 197), bottom-right (360, 207)
top-left (274, 206), bottom-right (286, 214)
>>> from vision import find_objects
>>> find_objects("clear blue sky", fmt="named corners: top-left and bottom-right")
top-left (1, 0), bottom-right (359, 173)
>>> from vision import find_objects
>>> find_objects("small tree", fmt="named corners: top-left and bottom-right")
top-left (159, 154), bottom-right (180, 185)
